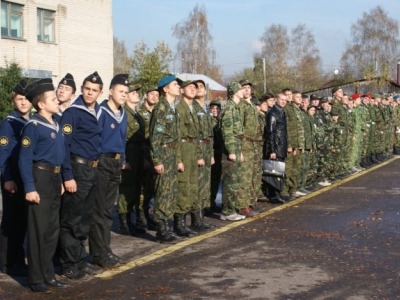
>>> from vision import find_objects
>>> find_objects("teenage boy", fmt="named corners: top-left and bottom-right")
top-left (0, 80), bottom-right (30, 276)
top-left (54, 73), bottom-right (76, 123)
top-left (59, 71), bottom-right (103, 280)
top-left (89, 74), bottom-right (128, 268)
top-left (19, 78), bottom-right (67, 293)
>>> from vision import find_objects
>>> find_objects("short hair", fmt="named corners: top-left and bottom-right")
top-left (282, 88), bottom-right (292, 93)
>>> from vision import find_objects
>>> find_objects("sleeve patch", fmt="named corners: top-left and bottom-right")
top-left (0, 136), bottom-right (8, 146)
top-left (155, 124), bottom-right (164, 134)
top-left (62, 124), bottom-right (73, 134)
top-left (21, 137), bottom-right (31, 147)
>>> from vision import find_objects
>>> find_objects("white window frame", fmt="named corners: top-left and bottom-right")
top-left (1, 1), bottom-right (24, 39)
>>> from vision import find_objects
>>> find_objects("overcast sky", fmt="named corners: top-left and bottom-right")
top-left (113, 0), bottom-right (400, 79)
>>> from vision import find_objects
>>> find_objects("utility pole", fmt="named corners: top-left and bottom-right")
top-left (262, 58), bottom-right (266, 93)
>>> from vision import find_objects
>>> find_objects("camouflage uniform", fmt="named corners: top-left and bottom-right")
top-left (357, 103), bottom-right (372, 165)
top-left (349, 106), bottom-right (364, 168)
top-left (282, 102), bottom-right (305, 197)
top-left (315, 109), bottom-right (335, 181)
top-left (220, 99), bottom-right (243, 215)
top-left (299, 110), bottom-right (315, 189)
top-left (254, 111), bottom-right (266, 199)
top-left (393, 104), bottom-right (400, 152)
top-left (149, 97), bottom-right (180, 223)
top-left (175, 100), bottom-right (201, 215)
top-left (237, 99), bottom-right (258, 209)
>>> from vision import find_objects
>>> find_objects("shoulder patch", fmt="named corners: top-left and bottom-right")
top-left (21, 137), bottom-right (31, 147)
top-left (62, 124), bottom-right (72, 134)
top-left (0, 136), bottom-right (8, 146)
top-left (155, 124), bottom-right (164, 134)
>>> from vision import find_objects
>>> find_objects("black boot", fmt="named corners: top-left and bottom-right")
top-left (173, 214), bottom-right (192, 237)
top-left (126, 212), bottom-right (144, 236)
top-left (144, 208), bottom-right (157, 231)
top-left (183, 213), bottom-right (197, 235)
top-left (190, 211), bottom-right (213, 232)
top-left (156, 220), bottom-right (179, 244)
top-left (135, 209), bottom-right (147, 234)
top-left (118, 214), bottom-right (131, 236)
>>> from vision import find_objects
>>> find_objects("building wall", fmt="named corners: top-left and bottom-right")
top-left (0, 0), bottom-right (113, 92)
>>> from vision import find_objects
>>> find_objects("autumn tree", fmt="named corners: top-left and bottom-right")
top-left (130, 41), bottom-right (172, 92)
top-left (0, 61), bottom-right (23, 120)
top-left (113, 36), bottom-right (132, 75)
top-left (340, 6), bottom-right (400, 81)
top-left (172, 4), bottom-right (222, 83)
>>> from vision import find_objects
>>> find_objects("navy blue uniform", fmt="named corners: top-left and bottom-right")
top-left (18, 114), bottom-right (65, 286)
top-left (89, 100), bottom-right (127, 261)
top-left (59, 95), bottom-right (102, 275)
top-left (0, 111), bottom-right (28, 272)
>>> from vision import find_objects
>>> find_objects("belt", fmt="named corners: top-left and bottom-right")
top-left (238, 136), bottom-right (257, 142)
top-left (71, 155), bottom-right (99, 168)
top-left (161, 142), bottom-right (177, 149)
top-left (181, 138), bottom-right (198, 143)
top-left (199, 139), bottom-right (212, 144)
top-left (33, 162), bottom-right (61, 174)
top-left (101, 153), bottom-right (121, 160)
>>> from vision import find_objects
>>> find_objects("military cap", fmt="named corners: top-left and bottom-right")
top-left (209, 100), bottom-right (221, 107)
top-left (310, 94), bottom-right (321, 101)
top-left (128, 83), bottom-right (142, 93)
top-left (239, 79), bottom-right (252, 87)
top-left (145, 86), bottom-right (158, 94)
top-left (330, 111), bottom-right (339, 116)
top-left (110, 73), bottom-right (129, 88)
top-left (157, 74), bottom-right (182, 89)
top-left (350, 93), bottom-right (361, 100)
top-left (12, 79), bottom-right (28, 95)
top-left (319, 97), bottom-right (329, 104)
top-left (59, 73), bottom-right (76, 92)
top-left (331, 86), bottom-right (342, 93)
top-left (301, 94), bottom-right (309, 99)
top-left (250, 97), bottom-right (260, 106)
top-left (25, 78), bottom-right (54, 102)
top-left (180, 80), bottom-right (198, 89)
top-left (194, 79), bottom-right (206, 87)
top-left (362, 93), bottom-right (372, 99)
top-left (227, 82), bottom-right (242, 95)
top-left (84, 71), bottom-right (103, 85)
top-left (372, 94), bottom-right (381, 99)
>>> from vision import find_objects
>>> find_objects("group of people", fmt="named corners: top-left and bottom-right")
top-left (0, 71), bottom-right (397, 294)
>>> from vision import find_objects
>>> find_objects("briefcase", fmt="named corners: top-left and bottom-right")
top-left (262, 159), bottom-right (285, 177)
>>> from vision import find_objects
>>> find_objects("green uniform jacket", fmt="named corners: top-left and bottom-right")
top-left (220, 99), bottom-right (243, 155)
top-left (284, 102), bottom-right (305, 149)
top-left (238, 99), bottom-right (258, 139)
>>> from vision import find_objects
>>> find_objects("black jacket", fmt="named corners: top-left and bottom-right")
top-left (264, 105), bottom-right (287, 159)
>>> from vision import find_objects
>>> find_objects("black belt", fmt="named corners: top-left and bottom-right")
top-left (71, 156), bottom-right (99, 168)
top-left (101, 153), bottom-right (121, 160)
top-left (33, 162), bottom-right (61, 174)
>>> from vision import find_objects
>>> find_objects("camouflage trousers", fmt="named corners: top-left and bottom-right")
top-left (154, 147), bottom-right (178, 222)
top-left (237, 140), bottom-right (256, 209)
top-left (282, 150), bottom-right (302, 196)
top-left (299, 150), bottom-right (311, 189)
top-left (221, 144), bottom-right (242, 215)
top-left (198, 143), bottom-right (212, 210)
top-left (176, 142), bottom-right (199, 214)
top-left (252, 142), bottom-right (264, 203)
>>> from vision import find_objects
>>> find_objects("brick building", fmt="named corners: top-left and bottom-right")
top-left (0, 0), bottom-right (113, 87)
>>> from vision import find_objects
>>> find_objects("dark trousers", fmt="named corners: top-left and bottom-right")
top-left (0, 177), bottom-right (27, 268)
top-left (89, 156), bottom-right (121, 259)
top-left (59, 162), bottom-right (97, 272)
top-left (27, 168), bottom-right (61, 285)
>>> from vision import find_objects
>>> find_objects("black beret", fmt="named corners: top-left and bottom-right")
top-left (13, 79), bottom-right (28, 95)
top-left (84, 71), bottom-right (103, 85)
top-left (25, 78), bottom-right (54, 102)
top-left (59, 73), bottom-right (76, 92)
top-left (110, 73), bottom-right (129, 88)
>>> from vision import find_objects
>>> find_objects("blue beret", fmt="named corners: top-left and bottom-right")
top-left (158, 74), bottom-right (181, 89)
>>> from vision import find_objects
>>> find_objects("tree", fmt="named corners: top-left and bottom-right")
top-left (0, 61), bottom-right (23, 120)
top-left (130, 41), bottom-right (172, 92)
top-left (340, 6), bottom-right (400, 81)
top-left (113, 36), bottom-right (132, 75)
top-left (172, 4), bottom-right (222, 82)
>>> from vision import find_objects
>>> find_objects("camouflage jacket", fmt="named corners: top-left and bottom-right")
top-left (284, 102), bottom-right (305, 149)
top-left (220, 99), bottom-right (243, 155)
top-left (238, 99), bottom-right (258, 139)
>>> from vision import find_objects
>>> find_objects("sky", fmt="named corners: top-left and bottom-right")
top-left (112, 0), bottom-right (400, 80)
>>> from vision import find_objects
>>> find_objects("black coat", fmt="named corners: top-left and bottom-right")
top-left (264, 105), bottom-right (287, 159)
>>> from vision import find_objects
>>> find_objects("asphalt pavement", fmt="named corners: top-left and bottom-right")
top-left (1, 157), bottom-right (400, 299)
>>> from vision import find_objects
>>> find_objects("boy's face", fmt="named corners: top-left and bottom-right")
top-left (195, 82), bottom-right (206, 98)
top-left (56, 84), bottom-right (75, 103)
top-left (109, 84), bottom-right (129, 107)
top-left (13, 94), bottom-right (31, 115)
top-left (242, 84), bottom-right (251, 99)
top-left (164, 80), bottom-right (181, 97)
top-left (146, 90), bottom-right (159, 106)
top-left (127, 90), bottom-right (140, 105)
top-left (81, 81), bottom-right (102, 106)
top-left (210, 105), bottom-right (221, 117)
top-left (39, 91), bottom-right (59, 114)
top-left (181, 83), bottom-right (197, 99)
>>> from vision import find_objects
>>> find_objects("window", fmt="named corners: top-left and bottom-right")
top-left (1, 1), bottom-right (23, 38)
top-left (37, 8), bottom-right (54, 42)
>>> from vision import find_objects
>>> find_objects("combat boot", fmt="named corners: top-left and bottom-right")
top-left (173, 214), bottom-right (192, 237)
top-left (190, 211), bottom-right (213, 232)
top-left (118, 214), bottom-right (131, 236)
top-left (156, 220), bottom-right (179, 244)
top-left (135, 209), bottom-right (147, 234)
top-left (144, 209), bottom-right (157, 231)
top-left (183, 213), bottom-right (197, 235)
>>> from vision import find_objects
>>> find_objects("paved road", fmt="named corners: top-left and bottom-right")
top-left (1, 158), bottom-right (400, 299)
